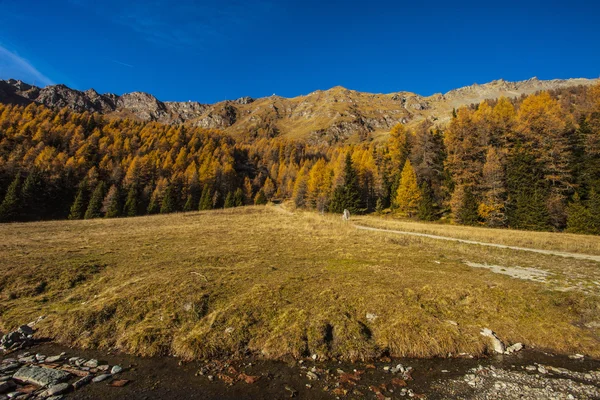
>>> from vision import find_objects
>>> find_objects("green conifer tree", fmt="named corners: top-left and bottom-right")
top-left (254, 189), bottom-right (268, 205)
top-left (328, 152), bottom-right (363, 214)
top-left (224, 191), bottom-right (235, 208)
top-left (199, 186), bottom-right (213, 210)
top-left (566, 193), bottom-right (591, 234)
top-left (457, 187), bottom-right (480, 225)
top-left (124, 185), bottom-right (139, 217)
top-left (0, 175), bottom-right (22, 222)
top-left (160, 184), bottom-right (177, 214)
top-left (234, 188), bottom-right (244, 207)
top-left (84, 182), bottom-right (106, 219)
top-left (69, 180), bottom-right (88, 220)
top-left (103, 185), bottom-right (121, 218)
top-left (418, 181), bottom-right (436, 221)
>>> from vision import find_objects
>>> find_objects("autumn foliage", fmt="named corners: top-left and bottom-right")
top-left (1, 83), bottom-right (600, 233)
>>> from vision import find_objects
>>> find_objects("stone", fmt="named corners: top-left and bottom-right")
top-left (366, 313), bottom-right (378, 323)
top-left (35, 354), bottom-right (45, 362)
top-left (480, 328), bottom-right (505, 354)
top-left (97, 365), bottom-right (110, 372)
top-left (45, 356), bottom-right (63, 364)
top-left (92, 374), bottom-right (111, 383)
top-left (110, 365), bottom-right (122, 375)
top-left (16, 326), bottom-right (33, 337)
top-left (0, 364), bottom-right (19, 374)
top-left (108, 379), bottom-right (129, 387)
top-left (505, 343), bottom-right (523, 354)
top-left (306, 371), bottom-right (318, 380)
top-left (83, 359), bottom-right (98, 368)
top-left (45, 383), bottom-right (70, 396)
top-left (72, 375), bottom-right (93, 390)
top-left (537, 365), bottom-right (547, 374)
top-left (12, 366), bottom-right (70, 387)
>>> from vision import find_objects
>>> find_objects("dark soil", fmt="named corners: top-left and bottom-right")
top-left (3, 343), bottom-right (599, 399)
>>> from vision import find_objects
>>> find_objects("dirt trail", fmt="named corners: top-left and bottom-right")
top-left (355, 225), bottom-right (600, 263)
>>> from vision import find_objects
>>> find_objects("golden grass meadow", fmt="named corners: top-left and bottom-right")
top-left (1, 206), bottom-right (599, 361)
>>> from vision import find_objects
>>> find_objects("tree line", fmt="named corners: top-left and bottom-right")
top-left (1, 83), bottom-right (599, 234)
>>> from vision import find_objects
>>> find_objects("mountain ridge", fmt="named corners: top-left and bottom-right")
top-left (1, 77), bottom-right (597, 143)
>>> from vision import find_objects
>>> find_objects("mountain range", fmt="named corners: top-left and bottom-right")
top-left (1, 77), bottom-right (597, 143)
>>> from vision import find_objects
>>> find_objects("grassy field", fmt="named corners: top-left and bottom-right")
top-left (0, 206), bottom-right (599, 361)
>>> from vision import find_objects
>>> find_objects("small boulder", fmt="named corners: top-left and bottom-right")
top-left (45, 382), bottom-right (70, 396)
top-left (480, 328), bottom-right (505, 354)
top-left (13, 365), bottom-right (70, 387)
top-left (92, 374), bottom-right (111, 383)
top-left (110, 365), bottom-right (122, 375)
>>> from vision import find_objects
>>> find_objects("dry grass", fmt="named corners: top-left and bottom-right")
top-left (354, 215), bottom-right (600, 256)
top-left (0, 207), bottom-right (599, 361)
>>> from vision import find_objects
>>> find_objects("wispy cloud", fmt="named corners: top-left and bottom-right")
top-left (0, 45), bottom-right (54, 86)
top-left (112, 59), bottom-right (134, 68)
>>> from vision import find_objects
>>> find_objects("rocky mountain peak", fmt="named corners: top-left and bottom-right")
top-left (0, 77), bottom-right (597, 144)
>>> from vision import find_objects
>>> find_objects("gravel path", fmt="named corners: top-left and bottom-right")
top-left (355, 225), bottom-right (600, 263)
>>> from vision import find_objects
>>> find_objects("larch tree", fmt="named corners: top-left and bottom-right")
top-left (478, 147), bottom-right (506, 227)
top-left (395, 160), bottom-right (421, 217)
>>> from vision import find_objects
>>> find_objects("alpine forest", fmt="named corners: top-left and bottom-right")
top-left (1, 83), bottom-right (600, 235)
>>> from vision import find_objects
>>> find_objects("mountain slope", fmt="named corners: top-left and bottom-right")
top-left (1, 77), bottom-right (597, 143)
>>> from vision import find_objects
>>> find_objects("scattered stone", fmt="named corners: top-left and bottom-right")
top-left (110, 365), bottom-right (122, 375)
top-left (92, 374), bottom-right (111, 383)
top-left (83, 359), bottom-right (98, 368)
top-left (446, 320), bottom-right (458, 326)
top-left (224, 327), bottom-right (234, 334)
top-left (207, 375), bottom-right (214, 382)
top-left (97, 365), bottom-right (110, 372)
top-left (13, 366), bottom-right (70, 387)
top-left (45, 383), bottom-right (70, 396)
top-left (72, 375), bottom-right (93, 390)
top-left (537, 365), bottom-right (547, 374)
top-left (480, 328), bottom-right (505, 354)
top-left (306, 371), bottom-right (318, 380)
top-left (526, 365), bottom-right (537, 371)
top-left (284, 384), bottom-right (298, 397)
top-left (109, 379), bottom-right (129, 387)
top-left (366, 313), bottom-right (378, 322)
top-left (60, 367), bottom-right (89, 377)
top-left (505, 343), bottom-right (523, 354)
top-left (569, 354), bottom-right (585, 360)
top-left (45, 355), bottom-right (63, 364)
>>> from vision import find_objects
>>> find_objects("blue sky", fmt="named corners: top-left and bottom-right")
top-left (0, 0), bottom-right (598, 103)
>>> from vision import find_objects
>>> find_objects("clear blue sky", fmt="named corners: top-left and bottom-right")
top-left (0, 0), bottom-right (598, 103)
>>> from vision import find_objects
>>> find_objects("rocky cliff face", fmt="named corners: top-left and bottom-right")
top-left (1, 77), bottom-right (597, 143)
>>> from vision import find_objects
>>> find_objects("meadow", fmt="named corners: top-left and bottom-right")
top-left (0, 206), bottom-right (599, 361)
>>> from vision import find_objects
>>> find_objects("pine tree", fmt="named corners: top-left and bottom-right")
top-left (84, 182), bottom-right (106, 219)
top-left (417, 181), bottom-right (436, 221)
top-left (124, 185), bottom-right (139, 217)
top-left (234, 188), bottom-right (244, 207)
top-left (102, 185), bottom-right (121, 218)
top-left (183, 194), bottom-right (195, 212)
top-left (20, 172), bottom-right (43, 221)
top-left (566, 193), bottom-right (591, 234)
top-left (0, 175), bottom-right (21, 222)
top-left (588, 188), bottom-right (600, 234)
top-left (69, 180), bottom-right (88, 220)
top-left (457, 187), bottom-right (480, 226)
top-left (395, 160), bottom-right (421, 217)
top-left (375, 197), bottom-right (384, 214)
top-left (160, 184), bottom-right (177, 214)
top-left (329, 152), bottom-right (363, 214)
top-left (254, 189), bottom-right (267, 205)
top-left (199, 186), bottom-right (213, 210)
top-left (224, 191), bottom-right (235, 208)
